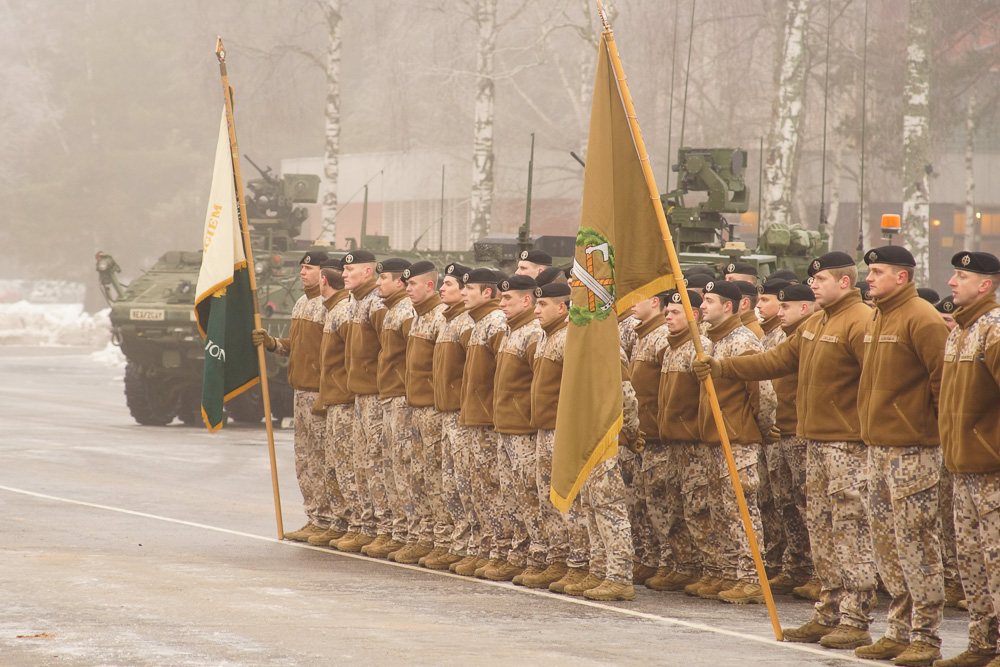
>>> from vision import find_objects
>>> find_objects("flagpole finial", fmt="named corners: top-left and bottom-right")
top-left (216, 37), bottom-right (226, 63)
top-left (596, 0), bottom-right (611, 32)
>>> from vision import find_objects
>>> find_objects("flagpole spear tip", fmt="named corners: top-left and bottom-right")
top-left (596, 0), bottom-right (611, 33)
top-left (215, 37), bottom-right (226, 63)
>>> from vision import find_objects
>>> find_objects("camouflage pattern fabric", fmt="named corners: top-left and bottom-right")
top-left (770, 435), bottom-right (813, 580)
top-left (354, 393), bottom-right (389, 537)
top-left (582, 453), bottom-right (633, 584)
top-left (293, 389), bottom-right (332, 528)
top-left (806, 439), bottom-right (877, 630)
top-left (382, 396), bottom-right (414, 543)
top-left (322, 402), bottom-right (354, 533)
top-left (644, 441), bottom-right (699, 576)
top-left (537, 428), bottom-right (579, 565)
top-left (619, 449), bottom-right (660, 570)
top-left (441, 411), bottom-right (478, 557)
top-left (680, 441), bottom-right (724, 578)
top-left (498, 432), bottom-right (546, 569)
top-left (411, 405), bottom-right (450, 547)
top-left (953, 470), bottom-right (1000, 654)
top-left (715, 442), bottom-right (765, 582)
top-left (467, 425), bottom-right (507, 560)
top-left (868, 444), bottom-right (945, 647)
top-left (938, 464), bottom-right (960, 588)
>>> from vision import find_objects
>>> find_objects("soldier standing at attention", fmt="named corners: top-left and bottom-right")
top-left (514, 249), bottom-right (553, 278)
top-left (458, 268), bottom-right (510, 577)
top-left (490, 275), bottom-right (545, 583)
top-left (400, 261), bottom-right (449, 565)
top-left (430, 264), bottom-right (477, 573)
top-left (648, 290), bottom-right (709, 593)
top-left (695, 280), bottom-right (775, 604)
top-left (338, 250), bottom-right (384, 553)
top-left (852, 246), bottom-right (948, 666)
top-left (526, 281), bottom-right (587, 591)
top-left (364, 258), bottom-right (416, 560)
top-left (695, 252), bottom-right (878, 647)
top-left (935, 251), bottom-right (1000, 667)
top-left (253, 250), bottom-right (331, 543)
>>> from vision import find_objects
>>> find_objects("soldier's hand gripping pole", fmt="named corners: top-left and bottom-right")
top-left (596, 2), bottom-right (782, 640)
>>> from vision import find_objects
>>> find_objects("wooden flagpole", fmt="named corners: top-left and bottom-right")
top-left (596, 3), bottom-right (782, 641)
top-left (216, 37), bottom-right (284, 540)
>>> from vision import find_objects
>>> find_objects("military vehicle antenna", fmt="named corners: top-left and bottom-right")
top-left (677, 0), bottom-right (697, 206)
top-left (818, 0), bottom-right (833, 230)
top-left (665, 0), bottom-right (680, 185)
top-left (439, 165), bottom-right (446, 252)
top-left (518, 133), bottom-right (535, 255)
top-left (360, 184), bottom-right (369, 242)
top-left (858, 0), bottom-right (869, 255)
top-left (757, 136), bottom-right (764, 239)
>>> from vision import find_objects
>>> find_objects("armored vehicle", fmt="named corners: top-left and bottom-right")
top-left (97, 159), bottom-right (321, 426)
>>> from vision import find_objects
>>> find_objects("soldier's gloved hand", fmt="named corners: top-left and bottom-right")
top-left (625, 430), bottom-right (647, 454)
top-left (252, 328), bottom-right (276, 351)
top-left (693, 355), bottom-right (721, 381)
top-left (310, 398), bottom-right (327, 418)
top-left (764, 425), bottom-right (781, 444)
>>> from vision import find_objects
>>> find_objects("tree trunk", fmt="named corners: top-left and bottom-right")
top-left (964, 89), bottom-right (978, 251)
top-left (318, 0), bottom-right (342, 244)
top-left (761, 0), bottom-right (808, 231)
top-left (469, 0), bottom-right (497, 245)
top-left (901, 0), bottom-right (931, 277)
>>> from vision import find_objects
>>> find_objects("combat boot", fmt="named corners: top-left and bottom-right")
top-left (360, 534), bottom-right (390, 556)
top-left (394, 542), bottom-right (433, 564)
top-left (767, 572), bottom-right (797, 596)
top-left (855, 637), bottom-right (909, 660)
top-left (427, 552), bottom-right (463, 571)
top-left (782, 620), bottom-right (838, 643)
top-left (945, 581), bottom-right (967, 608)
top-left (698, 578), bottom-right (739, 601)
top-left (450, 555), bottom-right (476, 573)
top-left (932, 649), bottom-right (997, 667)
top-left (792, 577), bottom-right (822, 601)
top-left (522, 562), bottom-right (569, 589)
top-left (454, 557), bottom-right (488, 577)
top-left (337, 533), bottom-right (375, 553)
top-left (632, 563), bottom-right (657, 586)
top-left (718, 580), bottom-right (765, 604)
top-left (819, 625), bottom-right (871, 650)
top-left (368, 539), bottom-right (406, 559)
top-left (418, 547), bottom-right (448, 567)
top-left (646, 568), bottom-right (700, 592)
top-left (893, 640), bottom-right (941, 666)
top-left (549, 567), bottom-right (589, 594)
top-left (331, 531), bottom-right (359, 549)
top-left (307, 527), bottom-right (346, 546)
top-left (485, 561), bottom-right (524, 582)
top-left (684, 575), bottom-right (716, 597)
top-left (475, 558), bottom-right (503, 579)
top-left (563, 573), bottom-right (603, 596)
top-left (513, 566), bottom-right (545, 586)
top-left (584, 580), bottom-right (637, 601)
top-left (284, 523), bottom-right (324, 542)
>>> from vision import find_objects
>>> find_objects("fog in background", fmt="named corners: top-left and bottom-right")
top-left (2, 0), bottom-right (998, 292)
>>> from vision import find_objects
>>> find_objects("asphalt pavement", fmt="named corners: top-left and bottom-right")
top-left (0, 346), bottom-right (974, 666)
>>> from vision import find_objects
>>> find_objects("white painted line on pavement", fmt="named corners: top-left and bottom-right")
top-left (0, 483), bottom-right (884, 666)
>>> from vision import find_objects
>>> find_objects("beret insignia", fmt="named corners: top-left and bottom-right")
top-left (806, 276), bottom-right (815, 286)
top-left (726, 263), bottom-right (735, 273)
top-left (303, 255), bottom-right (312, 265)
top-left (534, 287), bottom-right (543, 298)
top-left (375, 262), bottom-right (384, 273)
top-left (447, 265), bottom-right (455, 274)
top-left (345, 254), bottom-right (354, 264)
top-left (778, 290), bottom-right (786, 300)
top-left (705, 281), bottom-right (715, 291)
top-left (520, 250), bottom-right (529, 260)
top-left (671, 292), bottom-right (682, 304)
top-left (756, 284), bottom-right (764, 294)
top-left (867, 251), bottom-right (878, 263)
top-left (962, 254), bottom-right (971, 266)
top-left (811, 260), bottom-right (820, 272)
top-left (463, 273), bottom-right (470, 283)
top-left (500, 280), bottom-right (511, 291)
top-left (402, 268), bottom-right (411, 279)
top-left (944, 301), bottom-right (954, 312)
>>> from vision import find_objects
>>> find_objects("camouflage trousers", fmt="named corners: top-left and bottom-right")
top-left (353, 394), bottom-right (387, 537)
top-left (293, 390), bottom-right (333, 528)
top-left (323, 402), bottom-right (355, 533)
top-left (766, 436), bottom-right (813, 580)
top-left (644, 441), bottom-right (699, 576)
top-left (619, 447), bottom-right (660, 569)
top-left (715, 442), bottom-right (765, 582)
top-left (411, 406), bottom-right (450, 548)
top-left (953, 470), bottom-right (1000, 653)
top-left (582, 451), bottom-right (633, 584)
top-left (382, 396), bottom-right (415, 543)
top-left (680, 442), bottom-right (725, 578)
top-left (466, 425), bottom-right (507, 560)
top-left (498, 433), bottom-right (546, 569)
top-left (537, 429), bottom-right (589, 567)
top-left (806, 440), bottom-right (877, 630)
top-left (939, 465), bottom-right (960, 586)
top-left (868, 445), bottom-right (945, 647)
top-left (757, 445), bottom-right (783, 575)
top-left (441, 412), bottom-right (477, 557)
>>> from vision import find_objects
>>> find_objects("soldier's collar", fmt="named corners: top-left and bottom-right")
top-left (443, 302), bottom-right (467, 321)
top-left (781, 315), bottom-right (807, 336)
top-left (381, 288), bottom-right (409, 309)
top-left (955, 294), bottom-right (1000, 329)
top-left (351, 277), bottom-right (377, 300)
top-left (634, 313), bottom-right (667, 338)
top-left (305, 284), bottom-right (322, 299)
top-left (706, 313), bottom-right (743, 342)
top-left (667, 327), bottom-right (692, 349)
top-left (821, 288), bottom-right (862, 318)
top-left (468, 299), bottom-right (500, 322)
top-left (413, 292), bottom-right (442, 317)
top-left (760, 314), bottom-right (781, 335)
top-left (506, 307), bottom-right (539, 331)
top-left (542, 317), bottom-right (568, 336)
top-left (874, 281), bottom-right (917, 315)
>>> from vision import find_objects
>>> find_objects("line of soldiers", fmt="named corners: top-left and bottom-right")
top-left (251, 243), bottom-right (1000, 667)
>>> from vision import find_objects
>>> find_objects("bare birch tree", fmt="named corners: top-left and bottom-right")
top-left (964, 89), bottom-right (978, 250)
top-left (469, 0), bottom-right (498, 243)
top-left (901, 0), bottom-right (931, 276)
top-left (317, 0), bottom-right (342, 243)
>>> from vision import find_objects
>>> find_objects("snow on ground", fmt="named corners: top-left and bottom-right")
top-left (0, 302), bottom-right (112, 348)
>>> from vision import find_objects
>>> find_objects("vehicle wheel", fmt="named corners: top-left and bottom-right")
top-left (226, 386), bottom-right (265, 424)
top-left (176, 389), bottom-right (203, 426)
top-left (124, 362), bottom-right (179, 426)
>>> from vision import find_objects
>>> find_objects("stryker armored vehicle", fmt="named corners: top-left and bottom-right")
top-left (97, 159), bottom-right (321, 426)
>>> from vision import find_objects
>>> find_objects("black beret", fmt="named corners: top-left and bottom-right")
top-left (916, 287), bottom-right (940, 304)
top-left (342, 250), bottom-right (376, 265)
top-left (952, 251), bottom-right (1000, 274)
top-left (703, 280), bottom-right (742, 303)
top-left (684, 265), bottom-right (716, 278)
top-left (766, 269), bottom-right (799, 283)
top-left (535, 281), bottom-right (571, 299)
top-left (732, 280), bottom-right (758, 297)
top-left (402, 260), bottom-right (436, 280)
top-left (935, 296), bottom-right (956, 314)
top-left (498, 275), bottom-right (538, 292)
top-left (464, 267), bottom-right (499, 285)
top-left (856, 281), bottom-right (872, 300)
top-left (864, 245), bottom-right (916, 268)
top-left (444, 263), bottom-right (471, 284)
top-left (777, 284), bottom-right (815, 302)
top-left (299, 250), bottom-right (329, 266)
top-left (519, 249), bottom-right (552, 266)
top-left (684, 273), bottom-right (712, 289)
top-left (536, 266), bottom-right (564, 286)
top-left (375, 257), bottom-right (411, 274)
top-left (758, 279), bottom-right (791, 296)
top-left (808, 251), bottom-right (855, 276)
top-left (723, 260), bottom-right (758, 277)
top-left (319, 257), bottom-right (343, 271)
top-left (664, 289), bottom-right (703, 309)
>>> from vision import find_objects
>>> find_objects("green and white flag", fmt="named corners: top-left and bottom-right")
top-left (194, 108), bottom-right (260, 432)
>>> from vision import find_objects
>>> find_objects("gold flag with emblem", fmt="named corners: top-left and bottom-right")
top-left (550, 29), bottom-right (674, 511)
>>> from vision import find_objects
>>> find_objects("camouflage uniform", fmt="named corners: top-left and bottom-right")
top-left (772, 435), bottom-right (811, 579)
top-left (318, 292), bottom-right (355, 533)
top-left (326, 403), bottom-right (357, 531)
top-left (758, 317), bottom-right (787, 573)
top-left (678, 441), bottom-right (725, 577)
